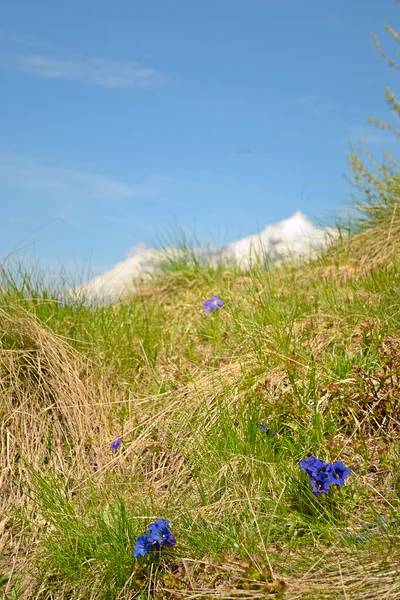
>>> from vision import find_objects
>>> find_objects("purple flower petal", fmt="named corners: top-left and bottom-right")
top-left (300, 456), bottom-right (325, 477)
top-left (300, 456), bottom-right (351, 496)
top-left (134, 533), bottom-right (151, 557)
top-left (326, 461), bottom-right (351, 485)
top-left (134, 517), bottom-right (177, 558)
top-left (209, 295), bottom-right (224, 307)
top-left (148, 518), bottom-right (171, 542)
top-left (162, 532), bottom-right (177, 547)
top-left (111, 436), bottom-right (121, 452)
top-left (203, 301), bottom-right (216, 314)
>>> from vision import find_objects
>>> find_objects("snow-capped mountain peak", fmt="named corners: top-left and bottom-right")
top-left (73, 212), bottom-right (336, 301)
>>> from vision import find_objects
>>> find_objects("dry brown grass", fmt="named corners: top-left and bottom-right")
top-left (154, 546), bottom-right (400, 599)
top-left (285, 547), bottom-right (400, 599)
top-left (321, 209), bottom-right (400, 279)
top-left (0, 307), bottom-right (115, 503)
top-left (0, 306), bottom-right (120, 581)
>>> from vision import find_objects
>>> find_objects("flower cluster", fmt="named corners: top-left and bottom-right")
top-left (134, 518), bottom-right (177, 557)
top-left (203, 295), bottom-right (224, 314)
top-left (300, 456), bottom-right (351, 496)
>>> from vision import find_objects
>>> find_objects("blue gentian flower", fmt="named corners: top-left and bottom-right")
top-left (111, 436), bottom-right (121, 452)
top-left (326, 461), bottom-right (351, 486)
top-left (300, 456), bottom-right (351, 497)
top-left (203, 295), bottom-right (224, 314)
top-left (148, 518), bottom-right (177, 547)
top-left (300, 456), bottom-right (325, 478)
top-left (134, 533), bottom-right (152, 557)
top-left (310, 471), bottom-right (332, 496)
top-left (134, 518), bottom-right (177, 558)
top-left (299, 456), bottom-right (332, 496)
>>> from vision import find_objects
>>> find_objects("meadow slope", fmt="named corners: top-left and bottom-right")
top-left (1, 214), bottom-right (400, 599)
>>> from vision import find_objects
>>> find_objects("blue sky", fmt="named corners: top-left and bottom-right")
top-left (1, 0), bottom-right (399, 277)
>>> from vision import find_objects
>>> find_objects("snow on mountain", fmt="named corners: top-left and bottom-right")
top-left (72, 212), bottom-right (336, 302)
top-left (71, 243), bottom-right (166, 302)
top-left (218, 211), bottom-right (336, 268)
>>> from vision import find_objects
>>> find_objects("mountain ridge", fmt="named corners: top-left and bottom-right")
top-left (74, 211), bottom-right (337, 301)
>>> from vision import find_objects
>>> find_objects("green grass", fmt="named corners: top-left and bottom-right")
top-left (1, 219), bottom-right (400, 599)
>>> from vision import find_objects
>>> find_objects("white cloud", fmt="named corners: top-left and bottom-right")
top-left (0, 153), bottom-right (151, 201)
top-left (0, 51), bottom-right (165, 88)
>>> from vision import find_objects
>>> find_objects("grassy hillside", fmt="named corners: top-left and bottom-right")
top-left (1, 214), bottom-right (400, 599)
